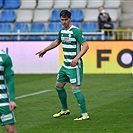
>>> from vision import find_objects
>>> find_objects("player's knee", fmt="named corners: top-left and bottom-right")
top-left (72, 88), bottom-right (81, 94)
top-left (54, 85), bottom-right (64, 91)
top-left (71, 85), bottom-right (80, 89)
top-left (5, 124), bottom-right (16, 133)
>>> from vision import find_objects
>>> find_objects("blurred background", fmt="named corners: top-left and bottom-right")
top-left (0, 0), bottom-right (133, 41)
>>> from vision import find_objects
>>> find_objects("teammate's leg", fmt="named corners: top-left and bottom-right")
top-left (0, 106), bottom-right (17, 133)
top-left (5, 124), bottom-right (17, 133)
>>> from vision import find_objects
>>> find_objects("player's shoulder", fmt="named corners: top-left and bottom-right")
top-left (70, 25), bottom-right (82, 34)
top-left (71, 25), bottom-right (80, 30)
top-left (58, 27), bottom-right (65, 34)
top-left (0, 50), bottom-right (10, 59)
top-left (71, 25), bottom-right (81, 31)
top-left (0, 50), bottom-right (6, 55)
top-left (59, 27), bottom-right (65, 31)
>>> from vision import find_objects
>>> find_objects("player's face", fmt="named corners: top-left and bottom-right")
top-left (60, 16), bottom-right (71, 30)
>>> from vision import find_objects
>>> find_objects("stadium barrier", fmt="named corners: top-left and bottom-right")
top-left (0, 30), bottom-right (105, 40)
top-left (104, 29), bottom-right (133, 40)
top-left (0, 29), bottom-right (133, 40)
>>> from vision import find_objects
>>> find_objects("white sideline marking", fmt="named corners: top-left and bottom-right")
top-left (16, 90), bottom-right (51, 99)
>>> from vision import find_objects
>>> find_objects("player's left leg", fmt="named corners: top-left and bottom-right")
top-left (71, 86), bottom-right (89, 120)
top-left (69, 67), bottom-right (89, 120)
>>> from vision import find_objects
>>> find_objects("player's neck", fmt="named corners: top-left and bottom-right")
top-left (65, 24), bottom-right (72, 30)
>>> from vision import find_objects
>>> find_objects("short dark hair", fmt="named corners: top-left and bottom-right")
top-left (60, 10), bottom-right (71, 18)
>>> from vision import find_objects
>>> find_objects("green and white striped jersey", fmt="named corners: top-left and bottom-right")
top-left (0, 50), bottom-right (15, 107)
top-left (58, 25), bottom-right (86, 69)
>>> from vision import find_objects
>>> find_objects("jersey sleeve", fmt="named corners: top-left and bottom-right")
top-left (4, 55), bottom-right (15, 102)
top-left (74, 28), bottom-right (86, 44)
top-left (4, 55), bottom-right (14, 76)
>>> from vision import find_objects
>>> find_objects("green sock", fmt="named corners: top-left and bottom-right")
top-left (54, 85), bottom-right (68, 110)
top-left (72, 88), bottom-right (87, 113)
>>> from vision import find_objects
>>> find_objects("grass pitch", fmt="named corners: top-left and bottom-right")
top-left (0, 74), bottom-right (132, 133)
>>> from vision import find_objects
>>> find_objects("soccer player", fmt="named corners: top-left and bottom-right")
top-left (0, 50), bottom-right (17, 133)
top-left (36, 10), bottom-right (89, 120)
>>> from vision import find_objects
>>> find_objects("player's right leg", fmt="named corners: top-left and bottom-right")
top-left (53, 66), bottom-right (70, 118)
top-left (53, 84), bottom-right (70, 118)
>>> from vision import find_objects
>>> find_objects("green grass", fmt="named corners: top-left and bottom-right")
top-left (0, 74), bottom-right (132, 133)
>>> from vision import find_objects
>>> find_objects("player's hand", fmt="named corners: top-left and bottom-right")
top-left (70, 59), bottom-right (78, 67)
top-left (35, 49), bottom-right (46, 58)
top-left (9, 101), bottom-right (17, 111)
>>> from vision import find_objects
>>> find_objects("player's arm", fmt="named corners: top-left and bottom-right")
top-left (36, 40), bottom-right (61, 58)
top-left (5, 55), bottom-right (17, 111)
top-left (70, 41), bottom-right (89, 67)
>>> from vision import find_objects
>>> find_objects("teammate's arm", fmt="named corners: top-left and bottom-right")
top-left (70, 41), bottom-right (89, 67)
top-left (5, 56), bottom-right (17, 111)
top-left (36, 40), bottom-right (61, 58)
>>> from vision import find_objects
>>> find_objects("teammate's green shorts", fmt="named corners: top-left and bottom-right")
top-left (56, 65), bottom-right (83, 86)
top-left (0, 106), bottom-right (16, 126)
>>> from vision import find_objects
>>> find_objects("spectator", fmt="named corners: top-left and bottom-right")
top-left (98, 6), bottom-right (112, 36)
